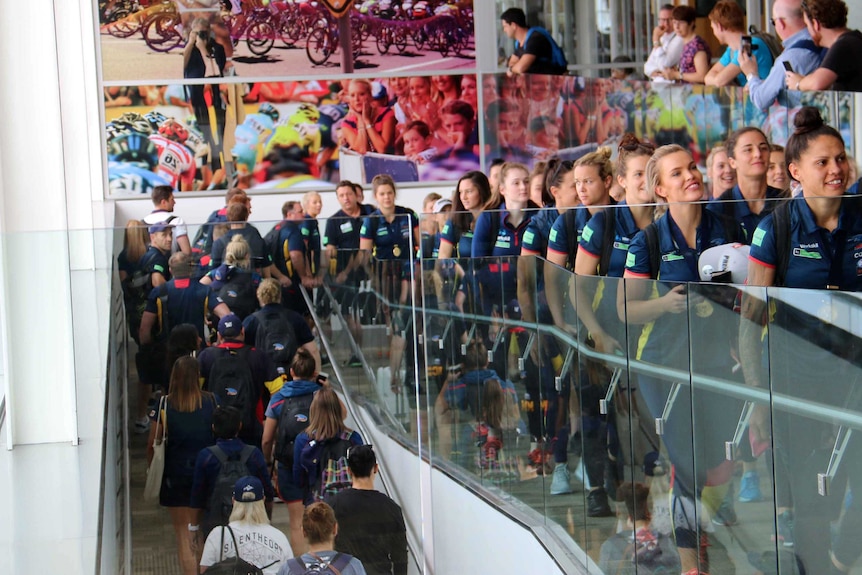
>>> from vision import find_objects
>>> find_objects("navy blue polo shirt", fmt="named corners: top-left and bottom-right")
top-left (189, 437), bottom-right (275, 510)
top-left (141, 245), bottom-right (171, 281)
top-left (472, 204), bottom-right (534, 302)
top-left (546, 206), bottom-right (594, 264)
top-left (145, 278), bottom-right (223, 340)
top-left (750, 197), bottom-right (862, 290)
top-left (301, 215), bottom-right (321, 274)
top-left (625, 208), bottom-right (740, 364)
top-left (706, 185), bottom-right (785, 243)
top-left (360, 206), bottom-right (418, 261)
top-left (323, 204), bottom-right (374, 274)
top-left (521, 206), bottom-right (559, 255)
top-left (440, 217), bottom-right (474, 261)
top-left (277, 221), bottom-right (306, 279)
top-left (579, 202), bottom-right (641, 278)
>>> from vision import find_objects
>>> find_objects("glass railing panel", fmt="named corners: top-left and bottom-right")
top-left (760, 285), bottom-right (862, 575)
top-left (617, 273), bottom-right (699, 574)
top-left (686, 279), bottom-right (775, 575)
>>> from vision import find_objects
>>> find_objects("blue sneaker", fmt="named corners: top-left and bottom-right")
top-left (738, 471), bottom-right (763, 503)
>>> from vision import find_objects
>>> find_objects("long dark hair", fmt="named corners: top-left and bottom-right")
top-left (451, 171), bottom-right (492, 234)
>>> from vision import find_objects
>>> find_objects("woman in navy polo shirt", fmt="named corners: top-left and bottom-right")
top-left (622, 144), bottom-right (742, 575)
top-left (545, 147), bottom-right (615, 329)
top-left (438, 171), bottom-right (493, 278)
top-left (359, 174), bottom-right (420, 394)
top-left (471, 162), bottom-right (534, 311)
top-left (742, 107), bottom-right (862, 575)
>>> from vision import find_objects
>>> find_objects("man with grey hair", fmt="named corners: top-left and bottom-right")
top-left (740, 0), bottom-right (826, 110)
top-left (644, 4), bottom-right (684, 81)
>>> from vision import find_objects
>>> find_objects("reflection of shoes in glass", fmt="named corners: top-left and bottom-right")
top-left (321, 354), bottom-right (331, 366)
top-left (712, 493), bottom-right (737, 526)
top-left (344, 355), bottom-right (362, 367)
top-left (587, 488), bottom-right (613, 517)
top-left (738, 471), bottom-right (763, 502)
top-left (550, 463), bottom-right (572, 495)
top-left (772, 510), bottom-right (794, 547)
top-left (682, 570), bottom-right (709, 575)
top-left (134, 416), bottom-right (150, 434)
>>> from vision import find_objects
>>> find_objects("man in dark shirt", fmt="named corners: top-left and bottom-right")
top-left (786, 0), bottom-right (862, 92)
top-left (501, 7), bottom-right (566, 76)
top-left (328, 445), bottom-right (407, 575)
top-left (323, 181), bottom-right (374, 366)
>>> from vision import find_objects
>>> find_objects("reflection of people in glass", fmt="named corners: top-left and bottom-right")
top-left (358, 175), bottom-right (420, 395)
top-left (341, 79), bottom-right (396, 155)
top-left (705, 143), bottom-right (737, 200)
top-left (741, 107), bottom-right (862, 575)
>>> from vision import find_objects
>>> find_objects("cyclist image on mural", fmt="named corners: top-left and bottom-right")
top-left (98, 0), bottom-right (476, 81)
top-left (103, 75), bottom-right (481, 195)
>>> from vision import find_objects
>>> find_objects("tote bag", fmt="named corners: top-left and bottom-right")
top-left (143, 395), bottom-right (167, 502)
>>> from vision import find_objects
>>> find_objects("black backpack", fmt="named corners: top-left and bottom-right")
top-left (207, 346), bottom-right (258, 436)
top-left (285, 552), bottom-right (352, 575)
top-left (123, 248), bottom-right (162, 322)
top-left (218, 269), bottom-right (258, 320)
top-left (205, 524), bottom-right (277, 575)
top-left (252, 307), bottom-right (298, 375)
top-left (263, 221), bottom-right (287, 271)
top-left (203, 445), bottom-right (256, 534)
top-left (273, 392), bottom-right (315, 467)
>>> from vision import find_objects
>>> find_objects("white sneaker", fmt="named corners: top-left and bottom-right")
top-left (550, 463), bottom-right (572, 495)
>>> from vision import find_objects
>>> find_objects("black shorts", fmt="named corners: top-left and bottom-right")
top-left (159, 473), bottom-right (194, 507)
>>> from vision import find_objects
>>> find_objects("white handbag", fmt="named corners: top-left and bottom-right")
top-left (143, 395), bottom-right (167, 502)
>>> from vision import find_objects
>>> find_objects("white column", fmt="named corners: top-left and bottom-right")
top-left (0, 0), bottom-right (105, 446)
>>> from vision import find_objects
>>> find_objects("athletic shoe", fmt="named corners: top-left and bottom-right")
top-left (345, 355), bottom-right (362, 367)
top-left (712, 485), bottom-right (738, 526)
top-left (134, 416), bottom-right (149, 434)
top-left (738, 470), bottom-right (763, 502)
top-left (550, 463), bottom-right (572, 495)
top-left (773, 510), bottom-right (794, 548)
top-left (587, 488), bottom-right (613, 517)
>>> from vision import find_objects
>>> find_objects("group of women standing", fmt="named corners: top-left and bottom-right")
top-left (361, 105), bottom-right (859, 575)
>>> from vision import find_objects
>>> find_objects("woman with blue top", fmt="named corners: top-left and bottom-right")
top-left (707, 126), bottom-right (785, 242)
top-left (262, 348), bottom-right (324, 556)
top-left (359, 174), bottom-right (420, 395)
top-left (621, 144), bottom-right (743, 575)
top-left (571, 135), bottom-right (656, 516)
top-left (147, 356), bottom-right (218, 575)
top-left (471, 162), bottom-right (535, 313)
top-left (741, 107), bottom-right (862, 575)
top-left (545, 147), bottom-right (615, 329)
top-left (438, 171), bottom-right (493, 280)
top-left (293, 387), bottom-right (363, 505)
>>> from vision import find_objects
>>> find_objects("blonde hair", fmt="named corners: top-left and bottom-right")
top-left (228, 499), bottom-right (270, 525)
top-left (124, 219), bottom-right (149, 263)
top-left (301, 191), bottom-right (321, 211)
top-left (574, 146), bottom-right (614, 182)
top-left (225, 234), bottom-right (251, 270)
top-left (645, 144), bottom-right (687, 201)
top-left (256, 277), bottom-right (281, 306)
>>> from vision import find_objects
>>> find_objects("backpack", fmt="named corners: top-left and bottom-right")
top-left (205, 525), bottom-right (276, 575)
top-left (273, 392), bottom-right (315, 467)
top-left (218, 269), bottom-right (258, 319)
top-left (299, 431), bottom-right (355, 503)
top-left (263, 221), bottom-right (287, 271)
top-left (564, 207), bottom-right (616, 275)
top-left (123, 248), bottom-right (162, 321)
top-left (748, 25), bottom-right (783, 61)
top-left (518, 27), bottom-right (568, 74)
top-left (252, 307), bottom-right (298, 375)
top-left (207, 346), bottom-right (258, 436)
top-left (203, 445), bottom-right (256, 534)
top-left (285, 552), bottom-right (352, 575)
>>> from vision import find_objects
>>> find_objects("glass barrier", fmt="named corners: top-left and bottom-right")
top-left (111, 193), bottom-right (862, 574)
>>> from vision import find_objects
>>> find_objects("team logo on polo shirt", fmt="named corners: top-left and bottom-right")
top-left (792, 243), bottom-right (821, 259)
